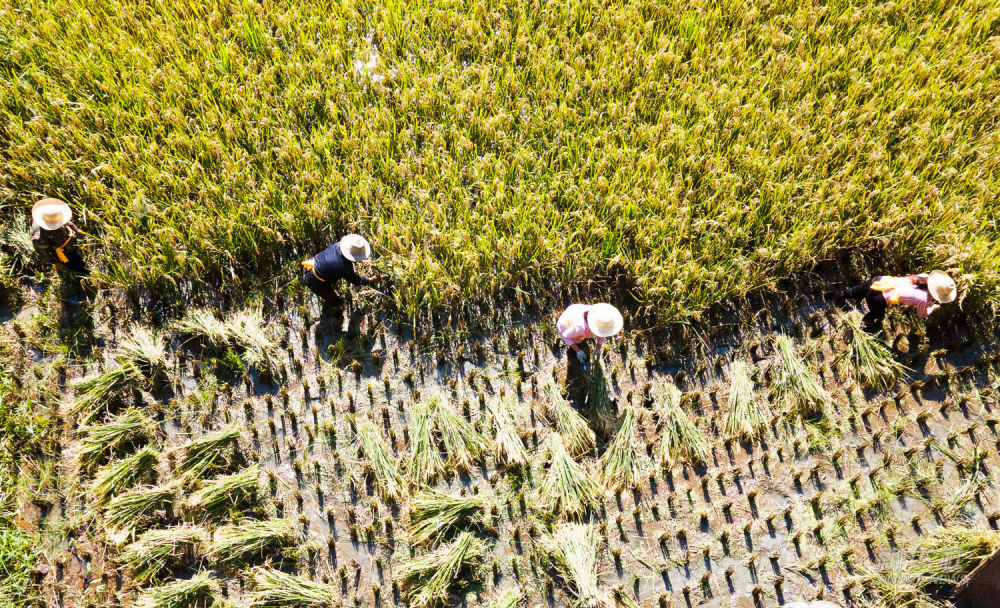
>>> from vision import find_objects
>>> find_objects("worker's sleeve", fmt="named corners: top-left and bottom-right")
top-left (914, 273), bottom-right (930, 284)
top-left (343, 263), bottom-right (371, 286)
top-left (596, 337), bottom-right (606, 346)
top-left (916, 300), bottom-right (931, 318)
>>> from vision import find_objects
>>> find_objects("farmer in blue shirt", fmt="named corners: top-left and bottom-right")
top-left (301, 234), bottom-right (381, 306)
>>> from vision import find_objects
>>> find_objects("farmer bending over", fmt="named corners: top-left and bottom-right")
top-left (840, 270), bottom-right (956, 333)
top-left (302, 234), bottom-right (381, 307)
top-left (557, 303), bottom-right (623, 367)
top-left (31, 198), bottom-right (89, 277)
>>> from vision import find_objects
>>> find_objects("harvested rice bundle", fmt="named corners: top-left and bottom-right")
top-left (105, 483), bottom-right (176, 533)
top-left (536, 433), bottom-right (602, 518)
top-left (120, 525), bottom-right (208, 584)
top-left (208, 518), bottom-right (298, 567)
top-left (92, 447), bottom-right (159, 504)
top-left (841, 312), bottom-right (909, 389)
top-left (78, 408), bottom-right (153, 471)
top-left (395, 531), bottom-right (485, 608)
top-left (117, 324), bottom-right (168, 378)
top-left (429, 395), bottom-right (488, 472)
top-left (487, 395), bottom-right (528, 467)
top-left (408, 488), bottom-right (485, 548)
top-left (540, 523), bottom-right (607, 608)
top-left (353, 417), bottom-right (405, 503)
top-left (249, 567), bottom-right (337, 607)
top-left (774, 335), bottom-right (830, 417)
top-left (69, 360), bottom-right (144, 423)
top-left (722, 362), bottom-right (770, 442)
top-left (170, 426), bottom-right (241, 480)
top-left (185, 465), bottom-right (261, 519)
top-left (654, 383), bottom-right (709, 468)
top-left (909, 527), bottom-right (1000, 589)
top-left (547, 383), bottom-right (596, 458)
top-left (597, 407), bottom-right (643, 490)
top-left (407, 399), bottom-right (445, 484)
top-left (133, 571), bottom-right (220, 608)
top-left (174, 307), bottom-right (280, 371)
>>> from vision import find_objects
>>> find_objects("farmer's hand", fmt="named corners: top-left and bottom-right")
top-left (54, 262), bottom-right (65, 272)
top-left (576, 350), bottom-right (587, 364)
top-left (368, 273), bottom-right (383, 285)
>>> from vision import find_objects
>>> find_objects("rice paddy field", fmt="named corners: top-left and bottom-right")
top-left (2, 1), bottom-right (1000, 607)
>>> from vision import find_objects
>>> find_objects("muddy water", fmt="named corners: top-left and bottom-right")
top-left (20, 283), bottom-right (1000, 607)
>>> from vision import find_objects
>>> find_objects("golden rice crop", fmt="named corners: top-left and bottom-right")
top-left (2, 1), bottom-right (997, 324)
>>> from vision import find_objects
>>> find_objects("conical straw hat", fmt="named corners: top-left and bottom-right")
top-left (339, 234), bottom-right (371, 262)
top-left (32, 198), bottom-right (72, 231)
top-left (927, 270), bottom-right (956, 304)
top-left (587, 303), bottom-right (623, 338)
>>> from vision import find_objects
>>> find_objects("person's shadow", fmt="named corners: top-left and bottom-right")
top-left (562, 343), bottom-right (590, 410)
top-left (58, 275), bottom-right (96, 358)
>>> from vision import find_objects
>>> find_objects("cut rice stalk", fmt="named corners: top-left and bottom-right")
top-left (486, 587), bottom-right (524, 608)
top-left (78, 408), bottom-right (153, 471)
top-left (487, 395), bottom-right (528, 467)
top-left (208, 517), bottom-right (298, 567)
top-left (185, 465), bottom-right (261, 519)
top-left (540, 523), bottom-right (607, 608)
top-left (597, 407), bottom-right (643, 491)
top-left (105, 483), bottom-right (176, 533)
top-left (92, 446), bottom-right (159, 504)
top-left (133, 571), bottom-right (220, 608)
top-left (722, 362), bottom-right (770, 442)
top-left (408, 488), bottom-right (485, 548)
top-left (249, 567), bottom-right (337, 607)
top-left (654, 383), bottom-right (709, 468)
top-left (407, 400), bottom-right (445, 484)
top-left (547, 383), bottom-right (596, 458)
top-left (429, 395), bottom-right (488, 472)
top-left (170, 426), bottom-right (241, 480)
top-left (841, 312), bottom-right (909, 389)
top-left (775, 335), bottom-right (830, 417)
top-left (536, 433), bottom-right (603, 518)
top-left (353, 417), bottom-right (405, 503)
top-left (611, 586), bottom-right (641, 608)
top-left (395, 531), bottom-right (486, 608)
top-left (120, 525), bottom-right (208, 584)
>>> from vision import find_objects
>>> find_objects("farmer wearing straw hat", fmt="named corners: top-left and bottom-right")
top-left (30, 198), bottom-right (89, 277)
top-left (302, 234), bottom-right (382, 306)
top-left (557, 303), bottom-right (624, 368)
top-left (840, 270), bottom-right (957, 333)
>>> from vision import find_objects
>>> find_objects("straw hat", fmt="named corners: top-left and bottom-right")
top-left (927, 270), bottom-right (956, 304)
top-left (587, 303), bottom-right (623, 338)
top-left (32, 198), bottom-right (72, 231)
top-left (339, 234), bottom-right (371, 262)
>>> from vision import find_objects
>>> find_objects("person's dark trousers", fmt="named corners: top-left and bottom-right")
top-left (64, 249), bottom-right (89, 276)
top-left (843, 277), bottom-right (887, 334)
top-left (302, 269), bottom-right (343, 306)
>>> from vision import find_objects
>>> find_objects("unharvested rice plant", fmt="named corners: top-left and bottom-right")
top-left (2, 1), bottom-right (1000, 608)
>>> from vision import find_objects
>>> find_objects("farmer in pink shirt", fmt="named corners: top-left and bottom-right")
top-left (839, 270), bottom-right (957, 333)
top-left (557, 303), bottom-right (624, 367)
